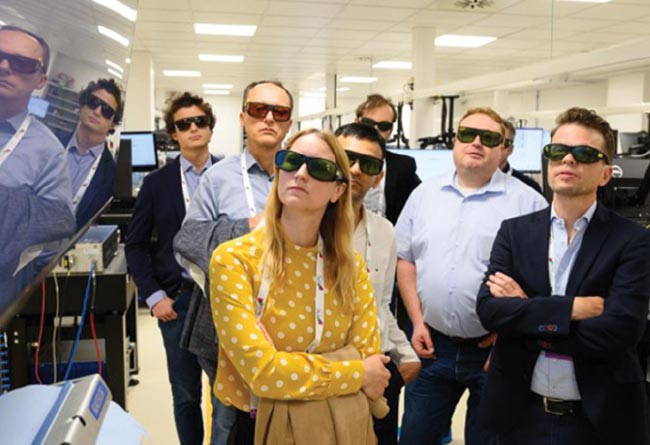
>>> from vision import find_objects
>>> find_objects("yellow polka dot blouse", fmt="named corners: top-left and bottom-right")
top-left (209, 230), bottom-right (381, 412)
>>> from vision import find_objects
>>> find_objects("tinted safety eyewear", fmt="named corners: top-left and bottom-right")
top-left (359, 116), bottom-right (393, 132)
top-left (244, 102), bottom-right (292, 122)
top-left (345, 150), bottom-right (383, 176)
top-left (0, 50), bottom-right (44, 74)
top-left (543, 143), bottom-right (609, 164)
top-left (456, 126), bottom-right (504, 148)
top-left (85, 94), bottom-right (116, 120)
top-left (275, 150), bottom-right (346, 182)
top-left (174, 115), bottom-right (211, 132)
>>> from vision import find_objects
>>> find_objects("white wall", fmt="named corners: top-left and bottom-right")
top-left (48, 52), bottom-right (110, 93)
top-left (205, 95), bottom-right (244, 157)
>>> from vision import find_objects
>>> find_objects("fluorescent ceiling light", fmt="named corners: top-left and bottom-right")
top-left (106, 59), bottom-right (124, 73)
top-left (0, 20), bottom-right (5, 26)
top-left (204, 90), bottom-right (230, 95)
top-left (318, 87), bottom-right (350, 92)
top-left (92, 0), bottom-right (137, 22)
top-left (125, 57), bottom-right (131, 64)
top-left (373, 61), bottom-right (412, 70)
top-left (203, 83), bottom-right (233, 89)
top-left (107, 68), bottom-right (123, 79)
top-left (163, 70), bottom-right (201, 77)
top-left (194, 24), bottom-right (257, 36)
top-left (339, 76), bottom-right (378, 84)
top-left (97, 25), bottom-right (129, 47)
top-left (435, 34), bottom-right (496, 48)
top-left (199, 54), bottom-right (244, 63)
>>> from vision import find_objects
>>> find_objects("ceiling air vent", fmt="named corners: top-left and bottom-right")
top-left (454, 0), bottom-right (495, 9)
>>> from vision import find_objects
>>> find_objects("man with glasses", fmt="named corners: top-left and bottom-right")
top-left (476, 107), bottom-right (650, 445)
top-left (499, 120), bottom-right (543, 194)
top-left (173, 80), bottom-right (294, 444)
top-left (335, 122), bottom-right (420, 445)
top-left (57, 78), bottom-right (123, 228)
top-left (125, 92), bottom-right (220, 445)
top-left (355, 94), bottom-right (420, 225)
top-left (395, 108), bottom-right (547, 445)
top-left (0, 25), bottom-right (74, 249)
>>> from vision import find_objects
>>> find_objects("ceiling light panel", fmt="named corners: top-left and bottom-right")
top-left (92, 0), bottom-right (137, 22)
top-left (194, 24), bottom-right (257, 36)
top-left (97, 25), bottom-right (130, 47)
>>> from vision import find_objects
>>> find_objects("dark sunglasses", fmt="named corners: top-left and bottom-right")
top-left (85, 94), bottom-right (116, 120)
top-left (345, 150), bottom-right (383, 176)
top-left (244, 102), bottom-right (292, 122)
top-left (275, 150), bottom-right (346, 182)
top-left (543, 143), bottom-right (609, 164)
top-left (174, 115), bottom-right (211, 132)
top-left (504, 138), bottom-right (514, 149)
top-left (456, 126), bottom-right (504, 148)
top-left (359, 117), bottom-right (393, 132)
top-left (0, 50), bottom-right (44, 74)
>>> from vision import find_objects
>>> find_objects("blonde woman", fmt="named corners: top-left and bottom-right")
top-left (210, 129), bottom-right (390, 444)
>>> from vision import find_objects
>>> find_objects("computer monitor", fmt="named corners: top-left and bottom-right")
top-left (28, 96), bottom-right (50, 118)
top-left (510, 127), bottom-right (545, 172)
top-left (599, 156), bottom-right (650, 209)
top-left (389, 148), bottom-right (454, 181)
top-left (619, 132), bottom-right (644, 154)
top-left (119, 131), bottom-right (158, 172)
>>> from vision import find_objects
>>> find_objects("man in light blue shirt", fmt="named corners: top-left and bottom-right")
top-left (0, 26), bottom-right (74, 284)
top-left (395, 107), bottom-right (548, 445)
top-left (174, 80), bottom-right (294, 444)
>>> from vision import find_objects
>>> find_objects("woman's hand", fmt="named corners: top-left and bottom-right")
top-left (361, 354), bottom-right (391, 400)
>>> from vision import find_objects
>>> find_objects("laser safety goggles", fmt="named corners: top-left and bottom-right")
top-left (345, 150), bottom-right (383, 176)
top-left (0, 50), bottom-right (44, 74)
top-left (543, 143), bottom-right (609, 164)
top-left (244, 102), bottom-right (292, 122)
top-left (456, 126), bottom-right (504, 148)
top-left (275, 150), bottom-right (346, 182)
top-left (84, 94), bottom-right (117, 120)
top-left (359, 117), bottom-right (393, 132)
top-left (173, 115), bottom-right (211, 132)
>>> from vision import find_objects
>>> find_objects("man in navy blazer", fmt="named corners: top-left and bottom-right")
top-left (476, 107), bottom-right (650, 445)
top-left (125, 92), bottom-right (220, 445)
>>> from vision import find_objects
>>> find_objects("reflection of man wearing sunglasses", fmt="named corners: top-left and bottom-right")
top-left (395, 107), bottom-right (547, 445)
top-left (56, 78), bottom-right (122, 229)
top-left (0, 25), bottom-right (75, 269)
top-left (476, 107), bottom-right (650, 445)
top-left (499, 120), bottom-right (543, 194)
top-left (173, 80), bottom-right (294, 443)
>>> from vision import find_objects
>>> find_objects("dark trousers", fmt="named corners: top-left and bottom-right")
top-left (159, 289), bottom-right (204, 445)
top-left (399, 333), bottom-right (496, 445)
top-left (374, 358), bottom-right (404, 445)
top-left (497, 395), bottom-right (597, 445)
top-left (228, 409), bottom-right (256, 445)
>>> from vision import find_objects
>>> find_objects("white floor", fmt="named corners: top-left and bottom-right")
top-left (127, 307), bottom-right (468, 444)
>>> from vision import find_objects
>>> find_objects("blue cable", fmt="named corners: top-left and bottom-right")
top-left (63, 263), bottom-right (95, 381)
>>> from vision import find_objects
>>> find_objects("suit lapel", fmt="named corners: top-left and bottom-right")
top-left (527, 209), bottom-right (553, 295)
top-left (566, 204), bottom-right (611, 295)
top-left (169, 156), bottom-right (185, 222)
top-left (384, 152), bottom-right (397, 209)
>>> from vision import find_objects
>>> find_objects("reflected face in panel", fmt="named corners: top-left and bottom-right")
top-left (0, 30), bottom-right (47, 104)
top-left (240, 83), bottom-right (293, 150)
top-left (79, 89), bottom-right (117, 137)
top-left (170, 105), bottom-right (213, 153)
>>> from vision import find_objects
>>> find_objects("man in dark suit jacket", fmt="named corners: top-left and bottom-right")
top-left (476, 107), bottom-right (650, 445)
top-left (125, 92), bottom-right (220, 445)
top-left (355, 94), bottom-right (421, 225)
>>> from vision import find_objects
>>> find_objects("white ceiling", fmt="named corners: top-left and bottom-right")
top-left (4, 0), bottom-right (650, 104)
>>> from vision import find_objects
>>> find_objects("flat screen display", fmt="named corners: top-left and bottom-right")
top-left (510, 127), bottom-right (546, 172)
top-left (120, 131), bottom-right (158, 172)
top-left (389, 148), bottom-right (454, 181)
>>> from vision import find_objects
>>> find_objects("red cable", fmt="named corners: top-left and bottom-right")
top-left (90, 313), bottom-right (102, 376)
top-left (34, 280), bottom-right (46, 384)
